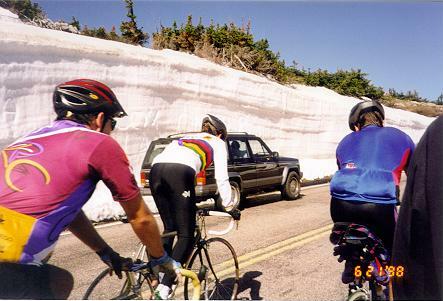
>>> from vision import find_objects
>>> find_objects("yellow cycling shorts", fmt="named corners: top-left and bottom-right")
top-left (0, 206), bottom-right (36, 263)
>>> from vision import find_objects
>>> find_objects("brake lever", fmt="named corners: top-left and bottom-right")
top-left (229, 209), bottom-right (241, 221)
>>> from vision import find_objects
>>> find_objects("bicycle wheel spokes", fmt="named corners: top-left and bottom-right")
top-left (185, 237), bottom-right (239, 300)
top-left (83, 268), bottom-right (154, 300)
top-left (347, 290), bottom-right (370, 301)
top-left (83, 269), bottom-right (133, 300)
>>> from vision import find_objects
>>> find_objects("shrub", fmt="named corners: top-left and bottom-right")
top-left (120, 0), bottom-right (148, 46)
top-left (153, 16), bottom-right (298, 83)
top-left (1, 0), bottom-right (45, 21)
top-left (303, 68), bottom-right (384, 99)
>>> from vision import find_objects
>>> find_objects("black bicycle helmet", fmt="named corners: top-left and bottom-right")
top-left (53, 79), bottom-right (128, 118)
top-left (348, 100), bottom-right (385, 131)
top-left (202, 114), bottom-right (227, 140)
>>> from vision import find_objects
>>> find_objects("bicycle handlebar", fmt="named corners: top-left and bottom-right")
top-left (201, 209), bottom-right (241, 236)
top-left (179, 268), bottom-right (201, 300)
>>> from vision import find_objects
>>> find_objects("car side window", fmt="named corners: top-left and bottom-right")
top-left (248, 139), bottom-right (271, 159)
top-left (229, 139), bottom-right (250, 161)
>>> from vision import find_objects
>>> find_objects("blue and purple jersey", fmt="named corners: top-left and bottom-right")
top-left (330, 125), bottom-right (415, 204)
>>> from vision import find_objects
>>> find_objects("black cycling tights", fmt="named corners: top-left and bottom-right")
top-left (149, 163), bottom-right (197, 285)
top-left (0, 262), bottom-right (73, 299)
top-left (330, 197), bottom-right (396, 254)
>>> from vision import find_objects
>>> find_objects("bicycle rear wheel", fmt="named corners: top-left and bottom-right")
top-left (347, 290), bottom-right (370, 301)
top-left (369, 280), bottom-right (385, 301)
top-left (83, 268), bottom-right (132, 300)
top-left (184, 237), bottom-right (239, 300)
top-left (82, 268), bottom-right (153, 300)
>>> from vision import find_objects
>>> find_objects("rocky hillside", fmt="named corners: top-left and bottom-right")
top-left (381, 98), bottom-right (443, 117)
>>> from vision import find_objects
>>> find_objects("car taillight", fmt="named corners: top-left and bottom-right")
top-left (140, 172), bottom-right (146, 186)
top-left (196, 170), bottom-right (206, 186)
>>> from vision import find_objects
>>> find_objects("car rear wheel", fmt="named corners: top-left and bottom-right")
top-left (282, 171), bottom-right (301, 200)
top-left (216, 181), bottom-right (241, 211)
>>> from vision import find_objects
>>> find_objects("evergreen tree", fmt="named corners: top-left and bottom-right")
top-left (69, 16), bottom-right (80, 31)
top-left (94, 27), bottom-right (108, 39)
top-left (1, 0), bottom-right (45, 21)
top-left (109, 26), bottom-right (121, 41)
top-left (437, 93), bottom-right (443, 105)
top-left (120, 0), bottom-right (148, 46)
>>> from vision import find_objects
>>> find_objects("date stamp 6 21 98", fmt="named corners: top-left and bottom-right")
top-left (354, 265), bottom-right (405, 278)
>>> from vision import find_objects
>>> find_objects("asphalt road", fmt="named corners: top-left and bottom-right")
top-left (50, 181), bottom-right (405, 300)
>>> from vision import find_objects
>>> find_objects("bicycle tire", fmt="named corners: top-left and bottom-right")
top-left (183, 237), bottom-right (239, 300)
top-left (369, 280), bottom-right (384, 301)
top-left (83, 266), bottom-right (154, 300)
top-left (82, 268), bottom-right (133, 300)
top-left (347, 290), bottom-right (370, 301)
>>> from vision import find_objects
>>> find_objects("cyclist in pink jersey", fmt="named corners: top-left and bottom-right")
top-left (0, 79), bottom-right (178, 299)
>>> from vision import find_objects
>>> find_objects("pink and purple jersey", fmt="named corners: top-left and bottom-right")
top-left (0, 120), bottom-right (139, 265)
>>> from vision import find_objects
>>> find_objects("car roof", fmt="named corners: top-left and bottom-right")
top-left (163, 132), bottom-right (258, 139)
top-left (227, 132), bottom-right (257, 138)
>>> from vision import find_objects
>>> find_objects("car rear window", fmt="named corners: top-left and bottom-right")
top-left (142, 140), bottom-right (172, 168)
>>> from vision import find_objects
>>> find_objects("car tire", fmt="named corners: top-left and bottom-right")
top-left (217, 181), bottom-right (242, 211)
top-left (282, 171), bottom-right (301, 200)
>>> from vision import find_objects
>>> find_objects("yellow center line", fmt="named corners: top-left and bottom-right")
top-left (172, 224), bottom-right (333, 298)
top-left (212, 224), bottom-right (333, 272)
top-left (238, 224), bottom-right (332, 263)
top-left (181, 224), bottom-right (333, 284)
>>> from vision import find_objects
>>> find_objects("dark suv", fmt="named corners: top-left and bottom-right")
top-left (140, 132), bottom-right (302, 210)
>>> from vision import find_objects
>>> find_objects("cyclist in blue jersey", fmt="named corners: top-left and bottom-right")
top-left (149, 114), bottom-right (233, 299)
top-left (329, 100), bottom-right (415, 284)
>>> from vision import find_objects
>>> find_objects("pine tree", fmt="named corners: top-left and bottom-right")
top-left (437, 93), bottom-right (443, 105)
top-left (70, 16), bottom-right (80, 30)
top-left (120, 0), bottom-right (148, 46)
top-left (109, 26), bottom-right (121, 41)
top-left (1, 0), bottom-right (45, 21)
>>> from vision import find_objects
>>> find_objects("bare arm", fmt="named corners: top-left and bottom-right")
top-left (119, 192), bottom-right (164, 258)
top-left (68, 210), bottom-right (109, 252)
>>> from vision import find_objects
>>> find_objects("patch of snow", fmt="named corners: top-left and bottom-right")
top-left (0, 7), bottom-right (21, 23)
top-left (0, 15), bottom-right (434, 220)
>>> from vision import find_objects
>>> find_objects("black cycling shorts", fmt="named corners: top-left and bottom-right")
top-left (0, 262), bottom-right (54, 299)
top-left (330, 197), bottom-right (397, 253)
top-left (149, 163), bottom-right (197, 265)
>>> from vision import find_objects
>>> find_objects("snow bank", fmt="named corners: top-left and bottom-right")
top-left (0, 9), bottom-right (434, 220)
top-left (0, 7), bottom-right (20, 23)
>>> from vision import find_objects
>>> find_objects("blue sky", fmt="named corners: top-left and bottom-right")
top-left (34, 1), bottom-right (443, 101)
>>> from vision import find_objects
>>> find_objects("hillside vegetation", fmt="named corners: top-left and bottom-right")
top-left (2, 0), bottom-right (442, 117)
top-left (152, 16), bottom-right (442, 117)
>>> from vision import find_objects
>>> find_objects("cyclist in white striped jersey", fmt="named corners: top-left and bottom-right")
top-left (149, 114), bottom-right (233, 299)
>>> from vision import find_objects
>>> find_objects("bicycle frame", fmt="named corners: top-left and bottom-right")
top-left (137, 209), bottom-right (239, 300)
top-left (330, 222), bottom-right (392, 301)
top-left (183, 209), bottom-right (240, 300)
top-left (126, 270), bottom-right (154, 300)
top-left (129, 245), bottom-right (202, 300)
top-left (83, 209), bottom-right (239, 300)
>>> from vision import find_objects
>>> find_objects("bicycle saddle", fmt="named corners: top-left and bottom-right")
top-left (331, 223), bottom-right (377, 245)
top-left (330, 223), bottom-right (389, 264)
